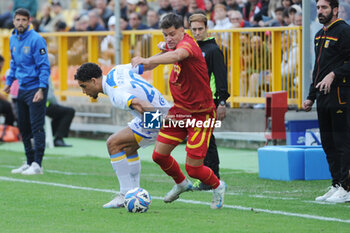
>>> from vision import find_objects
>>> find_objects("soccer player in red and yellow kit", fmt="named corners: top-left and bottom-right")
top-left (132, 13), bottom-right (226, 209)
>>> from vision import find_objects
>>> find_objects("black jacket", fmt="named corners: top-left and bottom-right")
top-left (308, 19), bottom-right (350, 101)
top-left (197, 37), bottom-right (230, 105)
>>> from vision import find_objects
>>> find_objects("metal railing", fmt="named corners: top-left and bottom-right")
top-left (0, 26), bottom-right (302, 107)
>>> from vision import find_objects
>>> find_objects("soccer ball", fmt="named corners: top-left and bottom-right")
top-left (124, 188), bottom-right (152, 213)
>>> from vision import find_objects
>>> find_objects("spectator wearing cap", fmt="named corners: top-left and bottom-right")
top-left (13, 0), bottom-right (38, 18)
top-left (147, 9), bottom-right (159, 29)
top-left (87, 9), bottom-right (106, 31)
top-left (158, 0), bottom-right (173, 16)
top-left (96, 0), bottom-right (114, 29)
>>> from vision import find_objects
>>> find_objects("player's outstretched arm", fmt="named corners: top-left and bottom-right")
top-left (130, 97), bottom-right (155, 115)
top-left (132, 48), bottom-right (189, 69)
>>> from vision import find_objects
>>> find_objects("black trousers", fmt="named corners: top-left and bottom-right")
top-left (205, 134), bottom-right (220, 179)
top-left (204, 101), bottom-right (220, 179)
top-left (17, 88), bottom-right (47, 166)
top-left (46, 103), bottom-right (75, 139)
top-left (316, 86), bottom-right (350, 189)
top-left (0, 99), bottom-right (15, 126)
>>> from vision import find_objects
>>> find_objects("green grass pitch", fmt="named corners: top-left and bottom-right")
top-left (0, 149), bottom-right (349, 233)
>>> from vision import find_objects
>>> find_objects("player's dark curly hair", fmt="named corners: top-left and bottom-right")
top-left (74, 62), bottom-right (102, 82)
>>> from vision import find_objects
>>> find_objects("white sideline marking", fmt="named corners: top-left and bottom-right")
top-left (0, 165), bottom-right (90, 176)
top-left (0, 166), bottom-right (346, 207)
top-left (0, 165), bottom-right (346, 206)
top-left (1, 176), bottom-right (350, 224)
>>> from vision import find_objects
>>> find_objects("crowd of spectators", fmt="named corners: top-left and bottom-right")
top-left (1, 0), bottom-right (340, 107)
top-left (0, 0), bottom-right (308, 32)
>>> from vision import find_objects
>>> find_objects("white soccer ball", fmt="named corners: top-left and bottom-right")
top-left (124, 187), bottom-right (152, 213)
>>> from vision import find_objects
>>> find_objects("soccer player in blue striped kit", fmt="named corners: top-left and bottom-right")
top-left (75, 63), bottom-right (170, 208)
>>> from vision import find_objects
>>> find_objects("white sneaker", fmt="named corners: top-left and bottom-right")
top-left (325, 186), bottom-right (350, 203)
top-left (103, 194), bottom-right (125, 208)
top-left (164, 179), bottom-right (193, 203)
top-left (21, 162), bottom-right (43, 175)
top-left (11, 163), bottom-right (30, 174)
top-left (315, 185), bottom-right (339, 201)
top-left (211, 181), bottom-right (226, 209)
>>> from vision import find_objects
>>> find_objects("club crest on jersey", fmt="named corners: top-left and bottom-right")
top-left (23, 46), bottom-right (30, 54)
top-left (173, 64), bottom-right (181, 75)
top-left (324, 40), bottom-right (330, 48)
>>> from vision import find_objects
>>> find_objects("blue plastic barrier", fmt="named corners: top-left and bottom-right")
top-left (258, 145), bottom-right (331, 181)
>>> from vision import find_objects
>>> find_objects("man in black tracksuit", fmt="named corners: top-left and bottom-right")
top-left (303, 0), bottom-right (350, 203)
top-left (189, 13), bottom-right (230, 190)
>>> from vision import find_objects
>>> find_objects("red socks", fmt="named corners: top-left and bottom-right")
top-left (152, 151), bottom-right (186, 184)
top-left (152, 150), bottom-right (220, 189)
top-left (185, 164), bottom-right (220, 189)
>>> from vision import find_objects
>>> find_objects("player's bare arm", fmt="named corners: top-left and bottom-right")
top-left (132, 48), bottom-right (189, 70)
top-left (130, 97), bottom-right (155, 115)
top-left (131, 52), bottom-right (164, 71)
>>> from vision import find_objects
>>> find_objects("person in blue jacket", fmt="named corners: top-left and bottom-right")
top-left (3, 8), bottom-right (50, 175)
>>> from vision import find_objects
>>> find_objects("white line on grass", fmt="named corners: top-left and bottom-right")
top-left (0, 165), bottom-right (90, 176)
top-left (1, 176), bottom-right (350, 224)
top-left (0, 165), bottom-right (345, 207)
